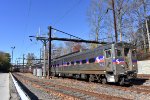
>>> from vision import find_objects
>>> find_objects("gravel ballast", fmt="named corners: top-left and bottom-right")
top-left (14, 73), bottom-right (150, 100)
top-left (9, 74), bottom-right (20, 100)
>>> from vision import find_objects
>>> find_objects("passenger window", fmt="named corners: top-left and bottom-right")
top-left (89, 58), bottom-right (95, 63)
top-left (105, 50), bottom-right (111, 58)
top-left (82, 59), bottom-right (86, 64)
top-left (115, 49), bottom-right (122, 57)
top-left (71, 61), bottom-right (74, 65)
top-left (67, 62), bottom-right (70, 65)
top-left (76, 61), bottom-right (80, 64)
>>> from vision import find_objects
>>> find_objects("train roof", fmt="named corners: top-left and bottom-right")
top-left (115, 42), bottom-right (136, 48)
top-left (52, 42), bottom-right (135, 62)
top-left (53, 51), bottom-right (80, 59)
top-left (52, 42), bottom-right (112, 61)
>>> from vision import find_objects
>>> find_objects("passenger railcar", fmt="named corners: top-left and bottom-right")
top-left (51, 42), bottom-right (138, 85)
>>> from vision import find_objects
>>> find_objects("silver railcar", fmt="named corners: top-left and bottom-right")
top-left (51, 42), bottom-right (138, 85)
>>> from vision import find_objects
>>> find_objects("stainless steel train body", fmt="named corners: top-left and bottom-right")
top-left (51, 42), bottom-right (138, 85)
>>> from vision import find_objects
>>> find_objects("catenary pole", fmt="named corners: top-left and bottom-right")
top-left (112, 0), bottom-right (118, 42)
top-left (48, 26), bottom-right (52, 78)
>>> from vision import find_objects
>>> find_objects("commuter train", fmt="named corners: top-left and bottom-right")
top-left (51, 42), bottom-right (138, 85)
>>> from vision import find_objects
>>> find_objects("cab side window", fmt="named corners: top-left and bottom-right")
top-left (115, 49), bottom-right (122, 57)
top-left (124, 48), bottom-right (129, 56)
top-left (132, 50), bottom-right (136, 57)
top-left (105, 50), bottom-right (111, 58)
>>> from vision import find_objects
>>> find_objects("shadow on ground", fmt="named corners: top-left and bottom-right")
top-left (130, 78), bottom-right (149, 85)
top-left (13, 75), bottom-right (39, 100)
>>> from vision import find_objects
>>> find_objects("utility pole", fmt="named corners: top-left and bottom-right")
top-left (142, 27), bottom-right (146, 53)
top-left (17, 60), bottom-right (18, 69)
top-left (40, 48), bottom-right (42, 63)
top-left (30, 26), bottom-right (107, 78)
top-left (111, 0), bottom-right (118, 42)
top-left (29, 36), bottom-right (48, 77)
top-left (43, 41), bottom-right (47, 77)
top-left (11, 46), bottom-right (15, 71)
top-left (17, 58), bottom-right (21, 68)
top-left (23, 54), bottom-right (25, 72)
top-left (48, 26), bottom-right (52, 78)
top-left (143, 0), bottom-right (150, 52)
top-left (146, 18), bottom-right (150, 52)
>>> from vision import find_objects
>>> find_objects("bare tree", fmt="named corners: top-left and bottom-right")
top-left (142, 0), bottom-right (150, 52)
top-left (115, 0), bottom-right (130, 41)
top-left (72, 43), bottom-right (82, 52)
top-left (26, 53), bottom-right (36, 67)
top-left (87, 0), bottom-right (134, 43)
top-left (87, 0), bottom-right (150, 46)
top-left (127, 0), bottom-right (150, 51)
top-left (64, 41), bottom-right (74, 53)
top-left (87, 0), bottom-right (107, 42)
top-left (106, 0), bottom-right (133, 42)
top-left (106, 0), bottom-right (146, 42)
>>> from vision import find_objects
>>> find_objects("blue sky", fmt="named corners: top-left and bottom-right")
top-left (0, 0), bottom-right (91, 64)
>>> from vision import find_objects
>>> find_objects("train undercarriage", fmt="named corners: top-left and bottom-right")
top-left (53, 70), bottom-right (137, 85)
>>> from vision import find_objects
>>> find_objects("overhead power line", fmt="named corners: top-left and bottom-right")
top-left (52, 27), bottom-right (83, 40)
top-left (24, 0), bottom-right (32, 32)
top-left (21, 0), bottom-right (32, 56)
top-left (54, 0), bottom-right (82, 25)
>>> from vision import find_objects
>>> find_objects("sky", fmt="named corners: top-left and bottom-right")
top-left (0, 0), bottom-right (91, 64)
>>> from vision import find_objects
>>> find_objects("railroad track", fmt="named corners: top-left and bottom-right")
top-left (137, 74), bottom-right (150, 79)
top-left (13, 73), bottom-right (150, 100)
top-left (44, 75), bottom-right (150, 95)
top-left (13, 73), bottom-right (130, 100)
top-left (55, 75), bottom-right (150, 94)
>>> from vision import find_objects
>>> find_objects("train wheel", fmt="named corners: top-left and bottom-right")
top-left (89, 75), bottom-right (94, 82)
top-left (98, 79), bottom-right (101, 83)
top-left (101, 78), bottom-right (107, 84)
top-left (119, 77), bottom-right (125, 86)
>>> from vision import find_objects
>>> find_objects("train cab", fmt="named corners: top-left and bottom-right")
top-left (112, 42), bottom-right (138, 85)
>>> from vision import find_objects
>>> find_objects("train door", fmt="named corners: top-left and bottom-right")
top-left (104, 49), bottom-right (112, 71)
top-left (124, 48), bottom-right (132, 71)
top-left (131, 49), bottom-right (138, 71)
top-left (115, 48), bottom-right (125, 74)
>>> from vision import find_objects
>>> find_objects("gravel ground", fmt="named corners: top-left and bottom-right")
top-left (15, 76), bottom-right (65, 100)
top-left (16, 73), bottom-right (150, 100)
top-left (22, 82), bottom-right (63, 100)
top-left (143, 79), bottom-right (150, 86)
top-left (9, 74), bottom-right (20, 100)
top-left (46, 78), bottom-right (150, 100)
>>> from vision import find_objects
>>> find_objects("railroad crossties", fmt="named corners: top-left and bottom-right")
top-left (12, 73), bottom-right (150, 100)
